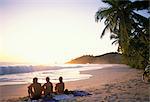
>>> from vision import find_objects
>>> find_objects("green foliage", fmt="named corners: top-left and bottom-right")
top-left (95, 0), bottom-right (149, 69)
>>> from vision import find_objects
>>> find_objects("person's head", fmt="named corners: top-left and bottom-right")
top-left (33, 77), bottom-right (38, 83)
top-left (46, 77), bottom-right (50, 82)
top-left (59, 76), bottom-right (63, 83)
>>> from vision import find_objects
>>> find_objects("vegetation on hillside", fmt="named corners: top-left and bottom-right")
top-left (95, 0), bottom-right (149, 69)
top-left (67, 52), bottom-right (121, 64)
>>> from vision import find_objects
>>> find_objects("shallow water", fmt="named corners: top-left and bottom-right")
top-left (0, 64), bottom-right (112, 86)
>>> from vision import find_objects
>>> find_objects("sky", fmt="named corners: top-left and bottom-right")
top-left (0, 0), bottom-right (119, 65)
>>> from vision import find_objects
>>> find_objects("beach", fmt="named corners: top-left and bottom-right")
top-left (0, 64), bottom-right (149, 102)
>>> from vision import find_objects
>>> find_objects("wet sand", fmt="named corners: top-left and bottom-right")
top-left (0, 64), bottom-right (149, 102)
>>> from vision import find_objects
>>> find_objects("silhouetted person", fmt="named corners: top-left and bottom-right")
top-left (28, 77), bottom-right (42, 100)
top-left (42, 77), bottom-right (53, 96)
top-left (55, 76), bottom-right (65, 94)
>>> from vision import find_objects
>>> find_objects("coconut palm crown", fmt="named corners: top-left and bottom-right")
top-left (95, 0), bottom-right (149, 68)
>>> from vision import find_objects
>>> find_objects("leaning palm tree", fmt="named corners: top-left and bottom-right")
top-left (95, 0), bottom-right (149, 68)
top-left (95, 0), bottom-right (132, 54)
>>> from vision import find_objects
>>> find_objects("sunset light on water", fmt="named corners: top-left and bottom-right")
top-left (0, 64), bottom-right (106, 85)
top-left (0, 0), bottom-right (149, 101)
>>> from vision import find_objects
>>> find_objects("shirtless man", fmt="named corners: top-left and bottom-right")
top-left (42, 77), bottom-right (53, 96)
top-left (28, 77), bottom-right (42, 100)
top-left (55, 76), bottom-right (65, 94)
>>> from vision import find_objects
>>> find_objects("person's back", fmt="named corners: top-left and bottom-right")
top-left (55, 82), bottom-right (64, 94)
top-left (55, 77), bottom-right (65, 94)
top-left (32, 83), bottom-right (42, 96)
top-left (28, 77), bottom-right (42, 100)
top-left (43, 77), bottom-right (53, 96)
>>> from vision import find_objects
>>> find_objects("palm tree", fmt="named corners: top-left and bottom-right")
top-left (95, 0), bottom-right (132, 53)
top-left (95, 0), bottom-right (149, 68)
top-left (110, 33), bottom-right (121, 52)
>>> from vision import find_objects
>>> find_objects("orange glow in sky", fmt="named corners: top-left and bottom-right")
top-left (0, 0), bottom-right (118, 64)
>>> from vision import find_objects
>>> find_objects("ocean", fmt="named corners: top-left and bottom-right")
top-left (0, 64), bottom-right (112, 86)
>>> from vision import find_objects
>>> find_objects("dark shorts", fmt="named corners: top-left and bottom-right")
top-left (31, 95), bottom-right (41, 100)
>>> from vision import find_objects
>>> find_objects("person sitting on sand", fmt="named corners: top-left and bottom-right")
top-left (55, 76), bottom-right (65, 94)
top-left (28, 77), bottom-right (42, 100)
top-left (42, 77), bottom-right (53, 96)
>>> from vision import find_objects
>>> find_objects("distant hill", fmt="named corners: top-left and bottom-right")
top-left (66, 52), bottom-right (122, 64)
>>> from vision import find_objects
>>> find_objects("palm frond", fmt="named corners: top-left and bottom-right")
top-left (112, 40), bottom-right (118, 45)
top-left (100, 24), bottom-right (109, 38)
top-left (102, 0), bottom-right (119, 7)
top-left (131, 1), bottom-right (149, 10)
top-left (95, 7), bottom-right (114, 22)
top-left (132, 12), bottom-right (149, 27)
top-left (110, 34), bottom-right (118, 40)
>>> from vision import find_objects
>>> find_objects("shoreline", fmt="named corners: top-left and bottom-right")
top-left (0, 64), bottom-right (149, 102)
